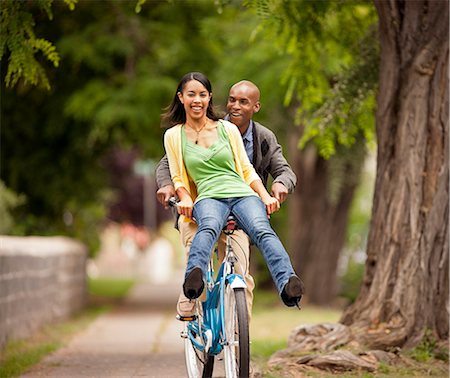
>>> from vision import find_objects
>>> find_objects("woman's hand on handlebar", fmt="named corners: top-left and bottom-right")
top-left (262, 195), bottom-right (280, 215)
top-left (177, 196), bottom-right (194, 219)
top-left (249, 179), bottom-right (280, 216)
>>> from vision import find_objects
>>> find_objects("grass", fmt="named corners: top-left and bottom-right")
top-left (0, 277), bottom-right (135, 378)
top-left (87, 276), bottom-right (135, 299)
top-left (250, 289), bottom-right (342, 357)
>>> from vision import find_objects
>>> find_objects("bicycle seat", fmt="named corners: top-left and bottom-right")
top-left (224, 214), bottom-right (238, 234)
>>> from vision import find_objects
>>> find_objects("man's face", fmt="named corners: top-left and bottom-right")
top-left (227, 84), bottom-right (260, 130)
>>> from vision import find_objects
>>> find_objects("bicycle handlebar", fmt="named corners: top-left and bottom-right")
top-left (168, 196), bottom-right (178, 208)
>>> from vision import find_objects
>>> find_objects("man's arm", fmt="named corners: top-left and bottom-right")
top-left (268, 139), bottom-right (296, 188)
top-left (264, 129), bottom-right (297, 202)
top-left (155, 155), bottom-right (176, 208)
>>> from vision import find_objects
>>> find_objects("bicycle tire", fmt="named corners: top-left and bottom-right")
top-left (184, 309), bottom-right (215, 378)
top-left (223, 286), bottom-right (250, 378)
top-left (184, 334), bottom-right (215, 378)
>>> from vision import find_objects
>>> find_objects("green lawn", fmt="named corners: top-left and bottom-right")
top-left (251, 290), bottom-right (342, 359)
top-left (87, 276), bottom-right (135, 299)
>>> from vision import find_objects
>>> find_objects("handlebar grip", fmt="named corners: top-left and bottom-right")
top-left (168, 197), bottom-right (178, 207)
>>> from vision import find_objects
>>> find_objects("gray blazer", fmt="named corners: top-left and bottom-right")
top-left (156, 120), bottom-right (297, 192)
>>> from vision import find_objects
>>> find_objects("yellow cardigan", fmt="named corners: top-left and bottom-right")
top-left (164, 120), bottom-right (260, 221)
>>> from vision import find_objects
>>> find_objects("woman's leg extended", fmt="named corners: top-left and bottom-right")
top-left (231, 196), bottom-right (296, 294)
top-left (185, 198), bottom-right (230, 278)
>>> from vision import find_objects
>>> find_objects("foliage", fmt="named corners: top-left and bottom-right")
top-left (243, 0), bottom-right (380, 294)
top-left (245, 0), bottom-right (379, 158)
top-left (0, 0), bottom-right (76, 90)
top-left (2, 0), bottom-right (377, 264)
top-left (339, 258), bottom-right (364, 303)
top-left (1, 1), bottom-right (225, 252)
top-left (0, 181), bottom-right (25, 234)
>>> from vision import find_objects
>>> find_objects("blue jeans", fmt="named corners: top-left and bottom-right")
top-left (186, 196), bottom-right (297, 294)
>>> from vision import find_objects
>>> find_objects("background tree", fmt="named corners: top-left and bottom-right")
top-left (1, 0), bottom-right (222, 251)
top-left (341, 0), bottom-right (448, 348)
top-left (248, 0), bottom-right (379, 304)
top-left (2, 0), bottom-right (299, 259)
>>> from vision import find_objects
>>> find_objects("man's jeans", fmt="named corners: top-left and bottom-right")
top-left (187, 196), bottom-right (296, 294)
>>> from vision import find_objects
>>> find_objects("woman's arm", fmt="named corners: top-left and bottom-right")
top-left (164, 127), bottom-right (194, 219)
top-left (250, 179), bottom-right (280, 215)
top-left (176, 187), bottom-right (194, 219)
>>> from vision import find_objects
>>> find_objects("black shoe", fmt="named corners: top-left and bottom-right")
top-left (281, 276), bottom-right (304, 307)
top-left (183, 267), bottom-right (204, 300)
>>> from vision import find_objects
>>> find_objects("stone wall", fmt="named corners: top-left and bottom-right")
top-left (0, 236), bottom-right (88, 349)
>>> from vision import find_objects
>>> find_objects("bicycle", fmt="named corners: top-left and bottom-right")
top-left (169, 197), bottom-right (250, 378)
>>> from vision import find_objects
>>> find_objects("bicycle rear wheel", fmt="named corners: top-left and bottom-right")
top-left (223, 286), bottom-right (249, 378)
top-left (184, 307), bottom-right (215, 378)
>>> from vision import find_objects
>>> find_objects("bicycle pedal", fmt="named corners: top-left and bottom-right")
top-left (176, 314), bottom-right (197, 322)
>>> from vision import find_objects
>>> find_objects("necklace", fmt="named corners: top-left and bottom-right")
top-left (186, 120), bottom-right (208, 144)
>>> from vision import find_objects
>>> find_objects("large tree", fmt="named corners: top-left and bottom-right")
top-left (341, 0), bottom-right (449, 348)
top-left (262, 2), bottom-right (447, 374)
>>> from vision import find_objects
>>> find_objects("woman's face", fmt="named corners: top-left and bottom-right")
top-left (178, 79), bottom-right (211, 121)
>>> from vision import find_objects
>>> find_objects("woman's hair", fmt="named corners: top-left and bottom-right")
top-left (161, 72), bottom-right (221, 127)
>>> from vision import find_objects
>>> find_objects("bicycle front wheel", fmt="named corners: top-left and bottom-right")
top-left (223, 286), bottom-right (250, 378)
top-left (184, 328), bottom-right (214, 378)
top-left (184, 305), bottom-right (215, 378)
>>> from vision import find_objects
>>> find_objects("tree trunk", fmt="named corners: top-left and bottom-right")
top-left (288, 126), bottom-right (365, 305)
top-left (341, 0), bottom-right (449, 348)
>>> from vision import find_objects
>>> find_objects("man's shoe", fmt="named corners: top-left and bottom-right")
top-left (176, 292), bottom-right (197, 320)
top-left (281, 275), bottom-right (305, 308)
top-left (183, 267), bottom-right (204, 300)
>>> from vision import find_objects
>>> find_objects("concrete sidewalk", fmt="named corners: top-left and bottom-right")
top-left (21, 275), bottom-right (188, 378)
top-left (20, 272), bottom-right (232, 378)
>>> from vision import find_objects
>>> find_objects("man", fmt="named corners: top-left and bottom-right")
top-left (156, 80), bottom-right (296, 318)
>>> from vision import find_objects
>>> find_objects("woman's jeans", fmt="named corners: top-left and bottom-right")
top-left (186, 196), bottom-right (296, 294)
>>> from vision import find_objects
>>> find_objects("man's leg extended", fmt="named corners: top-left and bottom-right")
top-left (217, 230), bottom-right (254, 316)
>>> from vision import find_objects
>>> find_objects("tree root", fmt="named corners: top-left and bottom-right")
top-left (267, 323), bottom-right (402, 375)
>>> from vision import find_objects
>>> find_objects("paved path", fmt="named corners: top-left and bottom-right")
top-left (20, 274), bottom-right (227, 378)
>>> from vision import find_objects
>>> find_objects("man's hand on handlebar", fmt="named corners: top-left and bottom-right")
top-left (262, 195), bottom-right (280, 215)
top-left (271, 182), bottom-right (288, 204)
top-left (157, 185), bottom-right (176, 209)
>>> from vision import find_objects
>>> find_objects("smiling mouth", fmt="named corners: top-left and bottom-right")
top-left (230, 113), bottom-right (241, 117)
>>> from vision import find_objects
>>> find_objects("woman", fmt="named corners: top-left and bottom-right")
top-left (163, 72), bottom-right (304, 307)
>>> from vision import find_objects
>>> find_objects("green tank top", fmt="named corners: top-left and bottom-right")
top-left (182, 121), bottom-right (257, 203)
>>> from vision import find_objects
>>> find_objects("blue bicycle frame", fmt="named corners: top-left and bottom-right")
top-left (186, 254), bottom-right (246, 356)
